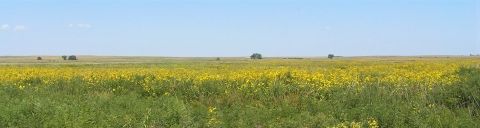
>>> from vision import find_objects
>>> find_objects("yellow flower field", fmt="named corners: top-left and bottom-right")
top-left (1, 58), bottom-right (480, 127)
top-left (1, 59), bottom-right (477, 94)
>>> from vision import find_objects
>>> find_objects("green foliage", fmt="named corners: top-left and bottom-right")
top-left (1, 65), bottom-right (479, 127)
top-left (62, 55), bottom-right (67, 60)
top-left (251, 53), bottom-right (262, 59)
top-left (428, 67), bottom-right (480, 113)
top-left (328, 54), bottom-right (334, 59)
top-left (67, 55), bottom-right (77, 60)
top-left (37, 57), bottom-right (42, 60)
top-left (216, 57), bottom-right (220, 61)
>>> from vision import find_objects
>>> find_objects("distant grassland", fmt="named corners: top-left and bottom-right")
top-left (0, 55), bottom-right (475, 63)
top-left (0, 56), bottom-right (480, 127)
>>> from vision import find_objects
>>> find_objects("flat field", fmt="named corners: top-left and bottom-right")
top-left (1, 56), bottom-right (480, 127)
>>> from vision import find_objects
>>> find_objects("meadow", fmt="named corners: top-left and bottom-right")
top-left (0, 56), bottom-right (479, 127)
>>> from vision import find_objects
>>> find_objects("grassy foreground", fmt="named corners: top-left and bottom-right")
top-left (1, 58), bottom-right (479, 127)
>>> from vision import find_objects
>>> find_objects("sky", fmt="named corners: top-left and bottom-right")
top-left (0, 0), bottom-right (478, 57)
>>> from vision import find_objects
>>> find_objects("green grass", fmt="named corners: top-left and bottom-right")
top-left (2, 78), bottom-right (479, 127)
top-left (0, 61), bottom-right (479, 127)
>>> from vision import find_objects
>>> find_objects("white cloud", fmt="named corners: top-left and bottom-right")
top-left (1, 24), bottom-right (8, 30)
top-left (68, 24), bottom-right (73, 27)
top-left (325, 26), bottom-right (332, 30)
top-left (14, 25), bottom-right (26, 31)
top-left (77, 24), bottom-right (90, 28)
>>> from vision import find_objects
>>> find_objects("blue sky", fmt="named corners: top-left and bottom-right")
top-left (0, 0), bottom-right (478, 57)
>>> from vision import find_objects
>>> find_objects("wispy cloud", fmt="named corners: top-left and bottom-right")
top-left (325, 26), bottom-right (332, 30)
top-left (77, 24), bottom-right (90, 28)
top-left (1, 24), bottom-right (8, 30)
top-left (14, 26), bottom-right (26, 31)
top-left (68, 24), bottom-right (73, 27)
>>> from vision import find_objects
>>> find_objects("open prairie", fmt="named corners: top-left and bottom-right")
top-left (1, 56), bottom-right (480, 127)
top-left (0, 55), bottom-right (476, 63)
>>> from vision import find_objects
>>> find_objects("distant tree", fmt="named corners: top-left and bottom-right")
top-left (250, 53), bottom-right (262, 59)
top-left (256, 53), bottom-right (262, 59)
top-left (37, 57), bottom-right (42, 60)
top-left (68, 55), bottom-right (77, 60)
top-left (62, 55), bottom-right (67, 60)
top-left (328, 54), bottom-right (334, 59)
top-left (216, 57), bottom-right (220, 61)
